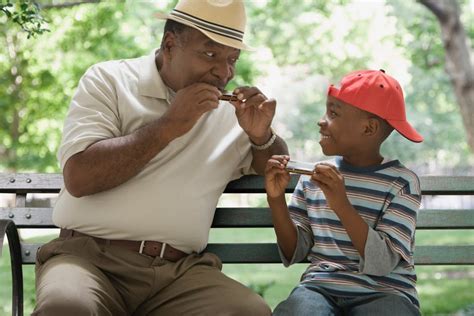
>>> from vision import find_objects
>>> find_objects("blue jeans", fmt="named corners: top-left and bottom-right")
top-left (272, 285), bottom-right (420, 316)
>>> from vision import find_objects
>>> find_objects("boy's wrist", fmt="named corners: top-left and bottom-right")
top-left (330, 196), bottom-right (352, 214)
top-left (267, 193), bottom-right (286, 204)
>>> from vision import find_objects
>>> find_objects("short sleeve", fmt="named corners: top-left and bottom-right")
top-left (288, 177), bottom-right (312, 234)
top-left (277, 177), bottom-right (314, 266)
top-left (278, 225), bottom-right (313, 267)
top-left (57, 64), bottom-right (121, 169)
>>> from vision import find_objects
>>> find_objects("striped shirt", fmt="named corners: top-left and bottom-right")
top-left (285, 157), bottom-right (421, 308)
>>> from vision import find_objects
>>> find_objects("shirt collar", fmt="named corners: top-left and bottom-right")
top-left (138, 49), bottom-right (170, 100)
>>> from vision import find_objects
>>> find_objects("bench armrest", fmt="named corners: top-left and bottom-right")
top-left (0, 219), bottom-right (24, 316)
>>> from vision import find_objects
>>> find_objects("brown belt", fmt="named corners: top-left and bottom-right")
top-left (59, 229), bottom-right (189, 262)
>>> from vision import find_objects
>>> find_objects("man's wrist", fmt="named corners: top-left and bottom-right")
top-left (250, 128), bottom-right (276, 150)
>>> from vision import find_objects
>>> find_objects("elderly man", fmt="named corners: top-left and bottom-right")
top-left (33, 0), bottom-right (287, 315)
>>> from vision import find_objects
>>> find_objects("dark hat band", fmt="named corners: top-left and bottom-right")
top-left (170, 9), bottom-right (244, 42)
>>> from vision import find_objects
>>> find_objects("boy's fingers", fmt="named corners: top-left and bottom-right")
top-left (315, 164), bottom-right (340, 178)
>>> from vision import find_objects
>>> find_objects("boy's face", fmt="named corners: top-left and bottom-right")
top-left (317, 96), bottom-right (372, 158)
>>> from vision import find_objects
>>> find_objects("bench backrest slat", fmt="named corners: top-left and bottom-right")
top-left (3, 207), bottom-right (474, 229)
top-left (2, 174), bottom-right (474, 194)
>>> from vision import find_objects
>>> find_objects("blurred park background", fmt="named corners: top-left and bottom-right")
top-left (0, 0), bottom-right (473, 315)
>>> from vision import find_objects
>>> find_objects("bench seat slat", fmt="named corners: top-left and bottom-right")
top-left (0, 208), bottom-right (57, 228)
top-left (20, 243), bottom-right (474, 265)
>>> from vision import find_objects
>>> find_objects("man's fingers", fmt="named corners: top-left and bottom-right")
top-left (233, 86), bottom-right (259, 100)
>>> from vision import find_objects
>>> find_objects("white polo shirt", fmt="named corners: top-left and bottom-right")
top-left (53, 50), bottom-right (254, 253)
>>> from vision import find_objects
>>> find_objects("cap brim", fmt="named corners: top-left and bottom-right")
top-left (388, 119), bottom-right (424, 143)
top-left (155, 13), bottom-right (254, 51)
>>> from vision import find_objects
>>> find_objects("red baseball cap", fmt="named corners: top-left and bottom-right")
top-left (328, 69), bottom-right (423, 143)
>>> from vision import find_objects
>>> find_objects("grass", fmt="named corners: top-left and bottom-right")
top-left (1, 230), bottom-right (473, 316)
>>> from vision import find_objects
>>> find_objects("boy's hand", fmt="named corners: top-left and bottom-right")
top-left (311, 163), bottom-right (350, 211)
top-left (265, 155), bottom-right (291, 198)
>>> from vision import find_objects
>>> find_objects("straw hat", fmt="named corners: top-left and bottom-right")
top-left (156, 0), bottom-right (252, 50)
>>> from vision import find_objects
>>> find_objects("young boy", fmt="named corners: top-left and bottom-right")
top-left (265, 69), bottom-right (423, 316)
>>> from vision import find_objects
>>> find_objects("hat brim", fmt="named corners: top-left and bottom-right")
top-left (156, 13), bottom-right (254, 51)
top-left (387, 119), bottom-right (424, 143)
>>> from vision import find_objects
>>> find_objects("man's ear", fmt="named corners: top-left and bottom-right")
top-left (364, 117), bottom-right (379, 137)
top-left (162, 31), bottom-right (177, 58)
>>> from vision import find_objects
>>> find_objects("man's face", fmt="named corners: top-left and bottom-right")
top-left (317, 95), bottom-right (370, 157)
top-left (166, 29), bottom-right (240, 91)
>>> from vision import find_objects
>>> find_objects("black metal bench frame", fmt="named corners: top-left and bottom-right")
top-left (1, 173), bottom-right (474, 316)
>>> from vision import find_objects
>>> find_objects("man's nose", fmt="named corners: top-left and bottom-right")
top-left (212, 60), bottom-right (233, 81)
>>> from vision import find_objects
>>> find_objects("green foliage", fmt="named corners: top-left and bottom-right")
top-left (0, 2), bottom-right (149, 172)
top-left (0, 0), bottom-right (49, 38)
top-left (0, 0), bottom-right (472, 172)
top-left (248, 280), bottom-right (276, 297)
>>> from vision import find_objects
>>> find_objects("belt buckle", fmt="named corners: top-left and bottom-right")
top-left (159, 242), bottom-right (167, 258)
top-left (139, 241), bottom-right (146, 254)
top-left (139, 240), bottom-right (167, 258)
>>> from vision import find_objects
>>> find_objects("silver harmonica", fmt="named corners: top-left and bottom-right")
top-left (285, 160), bottom-right (315, 176)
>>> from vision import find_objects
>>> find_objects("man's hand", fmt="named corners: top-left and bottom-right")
top-left (265, 155), bottom-right (291, 198)
top-left (229, 86), bottom-right (276, 143)
top-left (162, 82), bottom-right (221, 140)
top-left (311, 163), bottom-right (350, 212)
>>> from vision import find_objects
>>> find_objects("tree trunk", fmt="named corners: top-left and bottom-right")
top-left (419, 0), bottom-right (474, 152)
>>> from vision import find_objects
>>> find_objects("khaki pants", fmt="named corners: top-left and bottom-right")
top-left (33, 236), bottom-right (271, 316)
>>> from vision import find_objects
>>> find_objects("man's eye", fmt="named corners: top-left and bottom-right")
top-left (204, 52), bottom-right (215, 57)
top-left (229, 57), bottom-right (239, 65)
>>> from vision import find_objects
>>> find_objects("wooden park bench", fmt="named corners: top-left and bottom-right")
top-left (1, 173), bottom-right (474, 315)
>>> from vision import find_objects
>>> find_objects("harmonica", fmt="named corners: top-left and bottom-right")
top-left (285, 160), bottom-right (315, 176)
top-left (219, 94), bottom-right (239, 101)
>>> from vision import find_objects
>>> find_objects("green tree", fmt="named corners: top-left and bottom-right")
top-left (0, 1), bottom-right (49, 38)
top-left (0, 2), bottom-right (146, 171)
top-left (385, 0), bottom-right (473, 172)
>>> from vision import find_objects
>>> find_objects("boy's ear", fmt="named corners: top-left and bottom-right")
top-left (364, 117), bottom-right (379, 137)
